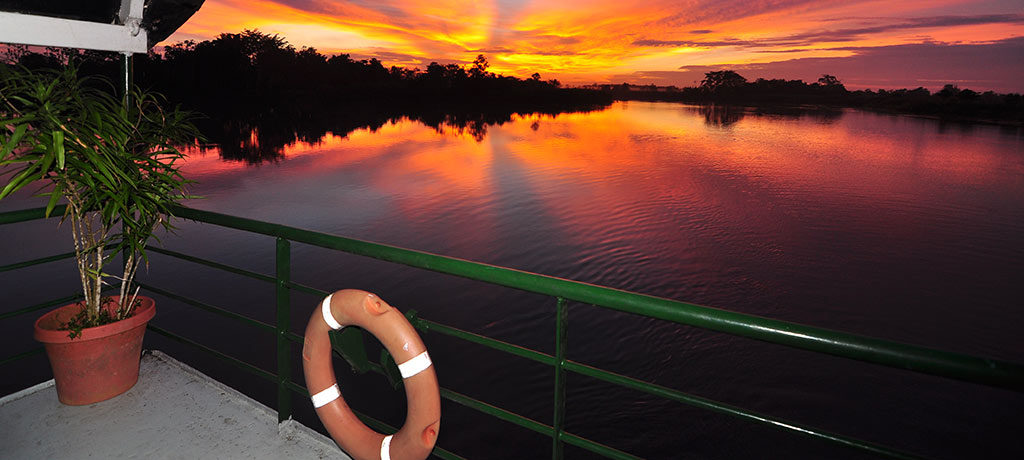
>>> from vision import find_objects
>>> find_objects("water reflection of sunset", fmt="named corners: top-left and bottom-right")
top-left (182, 103), bottom-right (1022, 267)
top-left (185, 103), bottom-right (1018, 203)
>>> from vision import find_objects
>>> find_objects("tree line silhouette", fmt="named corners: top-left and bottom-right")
top-left (591, 70), bottom-right (1023, 124)
top-left (4, 31), bottom-right (1020, 164)
top-left (2, 30), bottom-right (612, 162)
top-left (143, 30), bottom-right (612, 118)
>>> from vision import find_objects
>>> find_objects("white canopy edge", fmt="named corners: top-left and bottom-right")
top-left (0, 0), bottom-right (148, 54)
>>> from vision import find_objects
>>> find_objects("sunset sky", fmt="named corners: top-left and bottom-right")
top-left (161, 0), bottom-right (1024, 92)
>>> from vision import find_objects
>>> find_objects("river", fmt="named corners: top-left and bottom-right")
top-left (3, 102), bottom-right (1022, 459)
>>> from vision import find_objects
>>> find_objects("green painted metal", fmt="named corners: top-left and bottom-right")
top-left (0, 284), bottom-right (120, 323)
top-left (440, 387), bottom-right (638, 460)
top-left (330, 327), bottom-right (373, 374)
top-left (5, 205), bottom-right (1024, 460)
top-left (426, 445), bottom-right (471, 460)
top-left (148, 323), bottom-right (278, 383)
top-left (0, 346), bottom-right (44, 367)
top-left (552, 297), bottom-right (568, 460)
top-left (0, 293), bottom-right (82, 322)
top-left (442, 387), bottom-right (553, 436)
top-left (560, 432), bottom-right (643, 460)
top-left (138, 282), bottom-right (277, 334)
top-left (284, 330), bottom-right (304, 345)
top-left (283, 280), bottom-right (328, 297)
top-left (414, 318), bottom-right (556, 366)
top-left (166, 204), bottom-right (1024, 392)
top-left (561, 360), bottom-right (918, 459)
top-left (0, 204), bottom-right (66, 225)
top-left (276, 237), bottom-right (292, 422)
top-left (0, 251), bottom-right (76, 274)
top-left (415, 302), bottom-right (920, 458)
top-left (147, 246), bottom-right (278, 285)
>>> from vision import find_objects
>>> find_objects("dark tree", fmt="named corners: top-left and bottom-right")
top-left (470, 54), bottom-right (490, 79)
top-left (937, 84), bottom-right (961, 98)
top-left (700, 70), bottom-right (747, 92)
top-left (817, 74), bottom-right (840, 86)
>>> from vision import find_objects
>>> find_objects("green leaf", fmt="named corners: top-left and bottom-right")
top-left (0, 164), bottom-right (39, 199)
top-left (44, 184), bottom-right (63, 218)
top-left (39, 147), bottom-right (54, 177)
top-left (53, 130), bottom-right (65, 169)
top-left (1, 124), bottom-right (29, 159)
top-left (1, 63), bottom-right (201, 310)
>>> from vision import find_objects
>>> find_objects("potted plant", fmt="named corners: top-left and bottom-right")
top-left (0, 64), bottom-right (199, 405)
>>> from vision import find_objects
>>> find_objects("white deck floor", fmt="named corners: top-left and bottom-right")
top-left (0, 350), bottom-right (349, 460)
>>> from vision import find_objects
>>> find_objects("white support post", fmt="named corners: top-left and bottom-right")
top-left (0, 11), bottom-right (148, 54)
top-left (118, 0), bottom-right (146, 35)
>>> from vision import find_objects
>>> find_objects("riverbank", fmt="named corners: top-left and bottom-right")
top-left (596, 83), bottom-right (1024, 127)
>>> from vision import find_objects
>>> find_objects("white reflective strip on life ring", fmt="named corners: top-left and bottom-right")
top-left (311, 383), bottom-right (341, 408)
top-left (397, 351), bottom-right (432, 379)
top-left (380, 434), bottom-right (394, 460)
top-left (321, 294), bottom-right (344, 330)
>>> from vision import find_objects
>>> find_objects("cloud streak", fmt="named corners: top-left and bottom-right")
top-left (610, 37), bottom-right (1024, 92)
top-left (165, 0), bottom-right (1024, 92)
top-left (634, 14), bottom-right (1024, 48)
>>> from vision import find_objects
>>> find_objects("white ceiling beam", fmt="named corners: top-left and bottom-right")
top-left (0, 11), bottom-right (148, 54)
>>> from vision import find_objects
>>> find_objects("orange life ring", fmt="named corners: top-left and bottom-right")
top-left (302, 289), bottom-right (441, 460)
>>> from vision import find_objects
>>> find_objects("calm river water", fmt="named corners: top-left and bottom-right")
top-left (3, 102), bottom-right (1023, 459)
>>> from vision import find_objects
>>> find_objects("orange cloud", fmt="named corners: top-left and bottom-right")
top-left (162, 0), bottom-right (1024, 90)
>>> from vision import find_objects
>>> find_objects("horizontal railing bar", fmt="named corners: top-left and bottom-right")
top-left (147, 324), bottom-right (277, 383)
top-left (440, 388), bottom-right (637, 460)
top-left (422, 314), bottom-right (912, 457)
top-left (139, 283), bottom-right (276, 334)
top-left (4, 206), bottom-right (1019, 458)
top-left (428, 445), bottom-right (471, 460)
top-left (0, 293), bottom-right (82, 322)
top-left (559, 432), bottom-right (642, 460)
top-left (440, 387), bottom-right (553, 437)
top-left (138, 279), bottom-right (914, 459)
top-left (417, 318), bottom-right (556, 366)
top-left (0, 251), bottom-right (76, 274)
top-left (284, 331), bottom-right (304, 344)
top-left (283, 280), bottom-right (329, 297)
top-left (0, 346), bottom-right (44, 367)
top-left (562, 360), bottom-right (918, 460)
top-left (141, 249), bottom-right (330, 327)
top-left (285, 380), bottom-right (307, 396)
top-left (0, 243), bottom-right (119, 275)
top-left (167, 205), bottom-right (1024, 391)
top-left (146, 246), bottom-right (277, 284)
top-left (17, 285), bottom-right (631, 460)
top-left (0, 205), bottom-right (67, 225)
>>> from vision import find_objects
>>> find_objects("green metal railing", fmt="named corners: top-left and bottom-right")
top-left (3, 204), bottom-right (1023, 460)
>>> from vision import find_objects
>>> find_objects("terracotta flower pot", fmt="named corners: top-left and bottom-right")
top-left (33, 296), bottom-right (156, 405)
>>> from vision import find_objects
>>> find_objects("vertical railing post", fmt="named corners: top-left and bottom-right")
top-left (120, 52), bottom-right (133, 104)
top-left (275, 237), bottom-right (292, 422)
top-left (552, 297), bottom-right (568, 460)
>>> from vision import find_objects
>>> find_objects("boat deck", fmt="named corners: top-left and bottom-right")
top-left (0, 350), bottom-right (349, 459)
